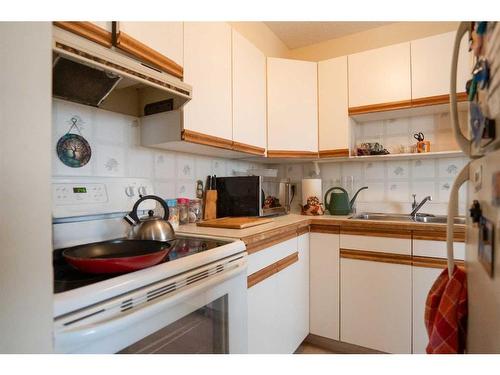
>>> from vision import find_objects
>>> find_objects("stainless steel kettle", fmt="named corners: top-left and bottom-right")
top-left (124, 195), bottom-right (175, 242)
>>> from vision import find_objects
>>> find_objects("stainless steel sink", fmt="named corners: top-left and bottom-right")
top-left (414, 215), bottom-right (466, 224)
top-left (350, 213), bottom-right (414, 222)
top-left (350, 212), bottom-right (465, 224)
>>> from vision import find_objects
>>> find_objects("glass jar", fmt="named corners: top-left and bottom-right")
top-left (166, 199), bottom-right (179, 230)
top-left (177, 198), bottom-right (189, 225)
top-left (189, 199), bottom-right (202, 223)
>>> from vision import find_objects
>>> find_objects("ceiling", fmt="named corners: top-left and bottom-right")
top-left (264, 22), bottom-right (393, 49)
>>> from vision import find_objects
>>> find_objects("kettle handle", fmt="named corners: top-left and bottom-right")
top-left (124, 195), bottom-right (169, 225)
top-left (324, 186), bottom-right (348, 207)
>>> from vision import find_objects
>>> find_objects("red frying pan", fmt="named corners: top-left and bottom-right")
top-left (62, 239), bottom-right (171, 274)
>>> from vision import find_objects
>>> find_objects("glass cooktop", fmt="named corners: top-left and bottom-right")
top-left (53, 237), bottom-right (229, 294)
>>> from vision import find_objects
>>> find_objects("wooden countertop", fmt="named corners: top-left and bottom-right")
top-left (177, 213), bottom-right (466, 251)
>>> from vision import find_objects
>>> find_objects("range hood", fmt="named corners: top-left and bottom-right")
top-left (52, 27), bottom-right (192, 115)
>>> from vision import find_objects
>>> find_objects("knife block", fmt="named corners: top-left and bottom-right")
top-left (204, 190), bottom-right (217, 220)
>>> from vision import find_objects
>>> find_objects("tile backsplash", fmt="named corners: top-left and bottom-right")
top-left (53, 100), bottom-right (468, 216)
top-left (52, 99), bottom-right (262, 199)
top-left (353, 111), bottom-right (468, 154)
top-left (276, 156), bottom-right (468, 215)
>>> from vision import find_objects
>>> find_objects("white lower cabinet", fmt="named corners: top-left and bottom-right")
top-left (247, 234), bottom-right (309, 353)
top-left (340, 258), bottom-right (412, 353)
top-left (412, 266), bottom-right (443, 354)
top-left (309, 232), bottom-right (340, 340)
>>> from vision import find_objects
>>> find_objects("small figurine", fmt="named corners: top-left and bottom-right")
top-left (301, 196), bottom-right (325, 216)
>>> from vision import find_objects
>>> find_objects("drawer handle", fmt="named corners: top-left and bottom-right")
top-left (247, 252), bottom-right (299, 288)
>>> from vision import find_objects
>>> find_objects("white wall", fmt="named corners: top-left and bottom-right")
top-left (52, 99), bottom-right (263, 198)
top-left (0, 22), bottom-right (53, 353)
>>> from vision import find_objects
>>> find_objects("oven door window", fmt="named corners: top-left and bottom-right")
top-left (118, 295), bottom-right (228, 354)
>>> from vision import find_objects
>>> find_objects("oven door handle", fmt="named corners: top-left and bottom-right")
top-left (54, 259), bottom-right (246, 352)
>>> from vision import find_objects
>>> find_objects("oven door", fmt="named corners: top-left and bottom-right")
top-left (54, 253), bottom-right (247, 354)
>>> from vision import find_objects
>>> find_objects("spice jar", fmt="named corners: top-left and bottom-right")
top-left (166, 199), bottom-right (179, 229)
top-left (177, 198), bottom-right (189, 225)
top-left (188, 199), bottom-right (202, 223)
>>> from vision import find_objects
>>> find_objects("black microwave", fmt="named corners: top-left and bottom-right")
top-left (215, 176), bottom-right (292, 217)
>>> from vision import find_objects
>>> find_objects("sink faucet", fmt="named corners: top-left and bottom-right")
top-left (410, 195), bottom-right (432, 217)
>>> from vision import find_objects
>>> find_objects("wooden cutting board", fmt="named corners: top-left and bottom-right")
top-left (196, 217), bottom-right (274, 229)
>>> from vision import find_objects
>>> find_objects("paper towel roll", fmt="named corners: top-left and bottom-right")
top-left (302, 178), bottom-right (322, 204)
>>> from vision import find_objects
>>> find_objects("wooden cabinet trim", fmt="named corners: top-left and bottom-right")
top-left (267, 150), bottom-right (319, 159)
top-left (247, 252), bottom-right (299, 288)
top-left (318, 149), bottom-right (350, 158)
top-left (348, 93), bottom-right (467, 116)
top-left (232, 141), bottom-right (266, 156)
top-left (412, 256), bottom-right (465, 269)
top-left (411, 92), bottom-right (468, 108)
top-left (54, 21), bottom-right (112, 48)
top-left (245, 231), bottom-right (298, 255)
top-left (181, 129), bottom-right (233, 151)
top-left (340, 248), bottom-right (413, 265)
top-left (115, 31), bottom-right (183, 79)
top-left (297, 225), bottom-right (310, 236)
top-left (340, 226), bottom-right (411, 239)
top-left (310, 224), bottom-right (340, 234)
top-left (412, 230), bottom-right (465, 242)
top-left (348, 99), bottom-right (412, 116)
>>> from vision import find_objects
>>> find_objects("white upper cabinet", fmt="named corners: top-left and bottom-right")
top-left (318, 56), bottom-right (349, 154)
top-left (183, 22), bottom-right (233, 141)
top-left (117, 22), bottom-right (184, 67)
top-left (411, 31), bottom-right (471, 99)
top-left (267, 57), bottom-right (318, 154)
top-left (348, 42), bottom-right (411, 108)
top-left (232, 30), bottom-right (267, 153)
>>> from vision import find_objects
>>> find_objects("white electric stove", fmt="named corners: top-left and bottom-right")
top-left (51, 177), bottom-right (248, 354)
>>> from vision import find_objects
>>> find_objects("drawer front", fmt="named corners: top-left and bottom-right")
top-left (340, 234), bottom-right (411, 255)
top-left (247, 237), bottom-right (298, 275)
top-left (413, 239), bottom-right (465, 260)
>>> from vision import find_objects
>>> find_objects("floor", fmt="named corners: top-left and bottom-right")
top-left (294, 342), bottom-right (338, 354)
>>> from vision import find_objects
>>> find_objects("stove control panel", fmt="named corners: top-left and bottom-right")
top-left (53, 183), bottom-right (108, 205)
top-left (52, 178), bottom-right (155, 218)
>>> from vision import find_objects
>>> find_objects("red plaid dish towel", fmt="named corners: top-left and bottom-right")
top-left (425, 265), bottom-right (468, 354)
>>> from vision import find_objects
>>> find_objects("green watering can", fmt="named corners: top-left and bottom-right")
top-left (324, 186), bottom-right (368, 215)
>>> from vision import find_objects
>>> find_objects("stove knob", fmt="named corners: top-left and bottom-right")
top-left (138, 186), bottom-right (147, 196)
top-left (125, 186), bottom-right (135, 197)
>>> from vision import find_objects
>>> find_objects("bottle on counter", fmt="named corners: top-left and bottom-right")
top-left (189, 198), bottom-right (202, 223)
top-left (177, 198), bottom-right (190, 225)
top-left (166, 199), bottom-right (179, 229)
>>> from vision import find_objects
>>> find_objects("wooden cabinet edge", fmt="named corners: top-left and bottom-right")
top-left (348, 92), bottom-right (467, 116)
top-left (245, 231), bottom-right (298, 255)
top-left (247, 252), bottom-right (299, 288)
top-left (53, 21), bottom-right (112, 48)
top-left (297, 225), bottom-right (310, 236)
top-left (412, 256), bottom-right (465, 269)
top-left (340, 226), bottom-right (411, 239)
top-left (232, 141), bottom-right (266, 156)
top-left (310, 224), bottom-right (340, 234)
top-left (340, 249), bottom-right (465, 268)
top-left (411, 92), bottom-right (468, 108)
top-left (115, 30), bottom-right (183, 79)
top-left (181, 129), bottom-right (233, 151)
top-left (267, 150), bottom-right (319, 159)
top-left (318, 149), bottom-right (350, 158)
top-left (348, 99), bottom-right (412, 116)
top-left (340, 248), bottom-right (413, 265)
top-left (412, 230), bottom-right (466, 243)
